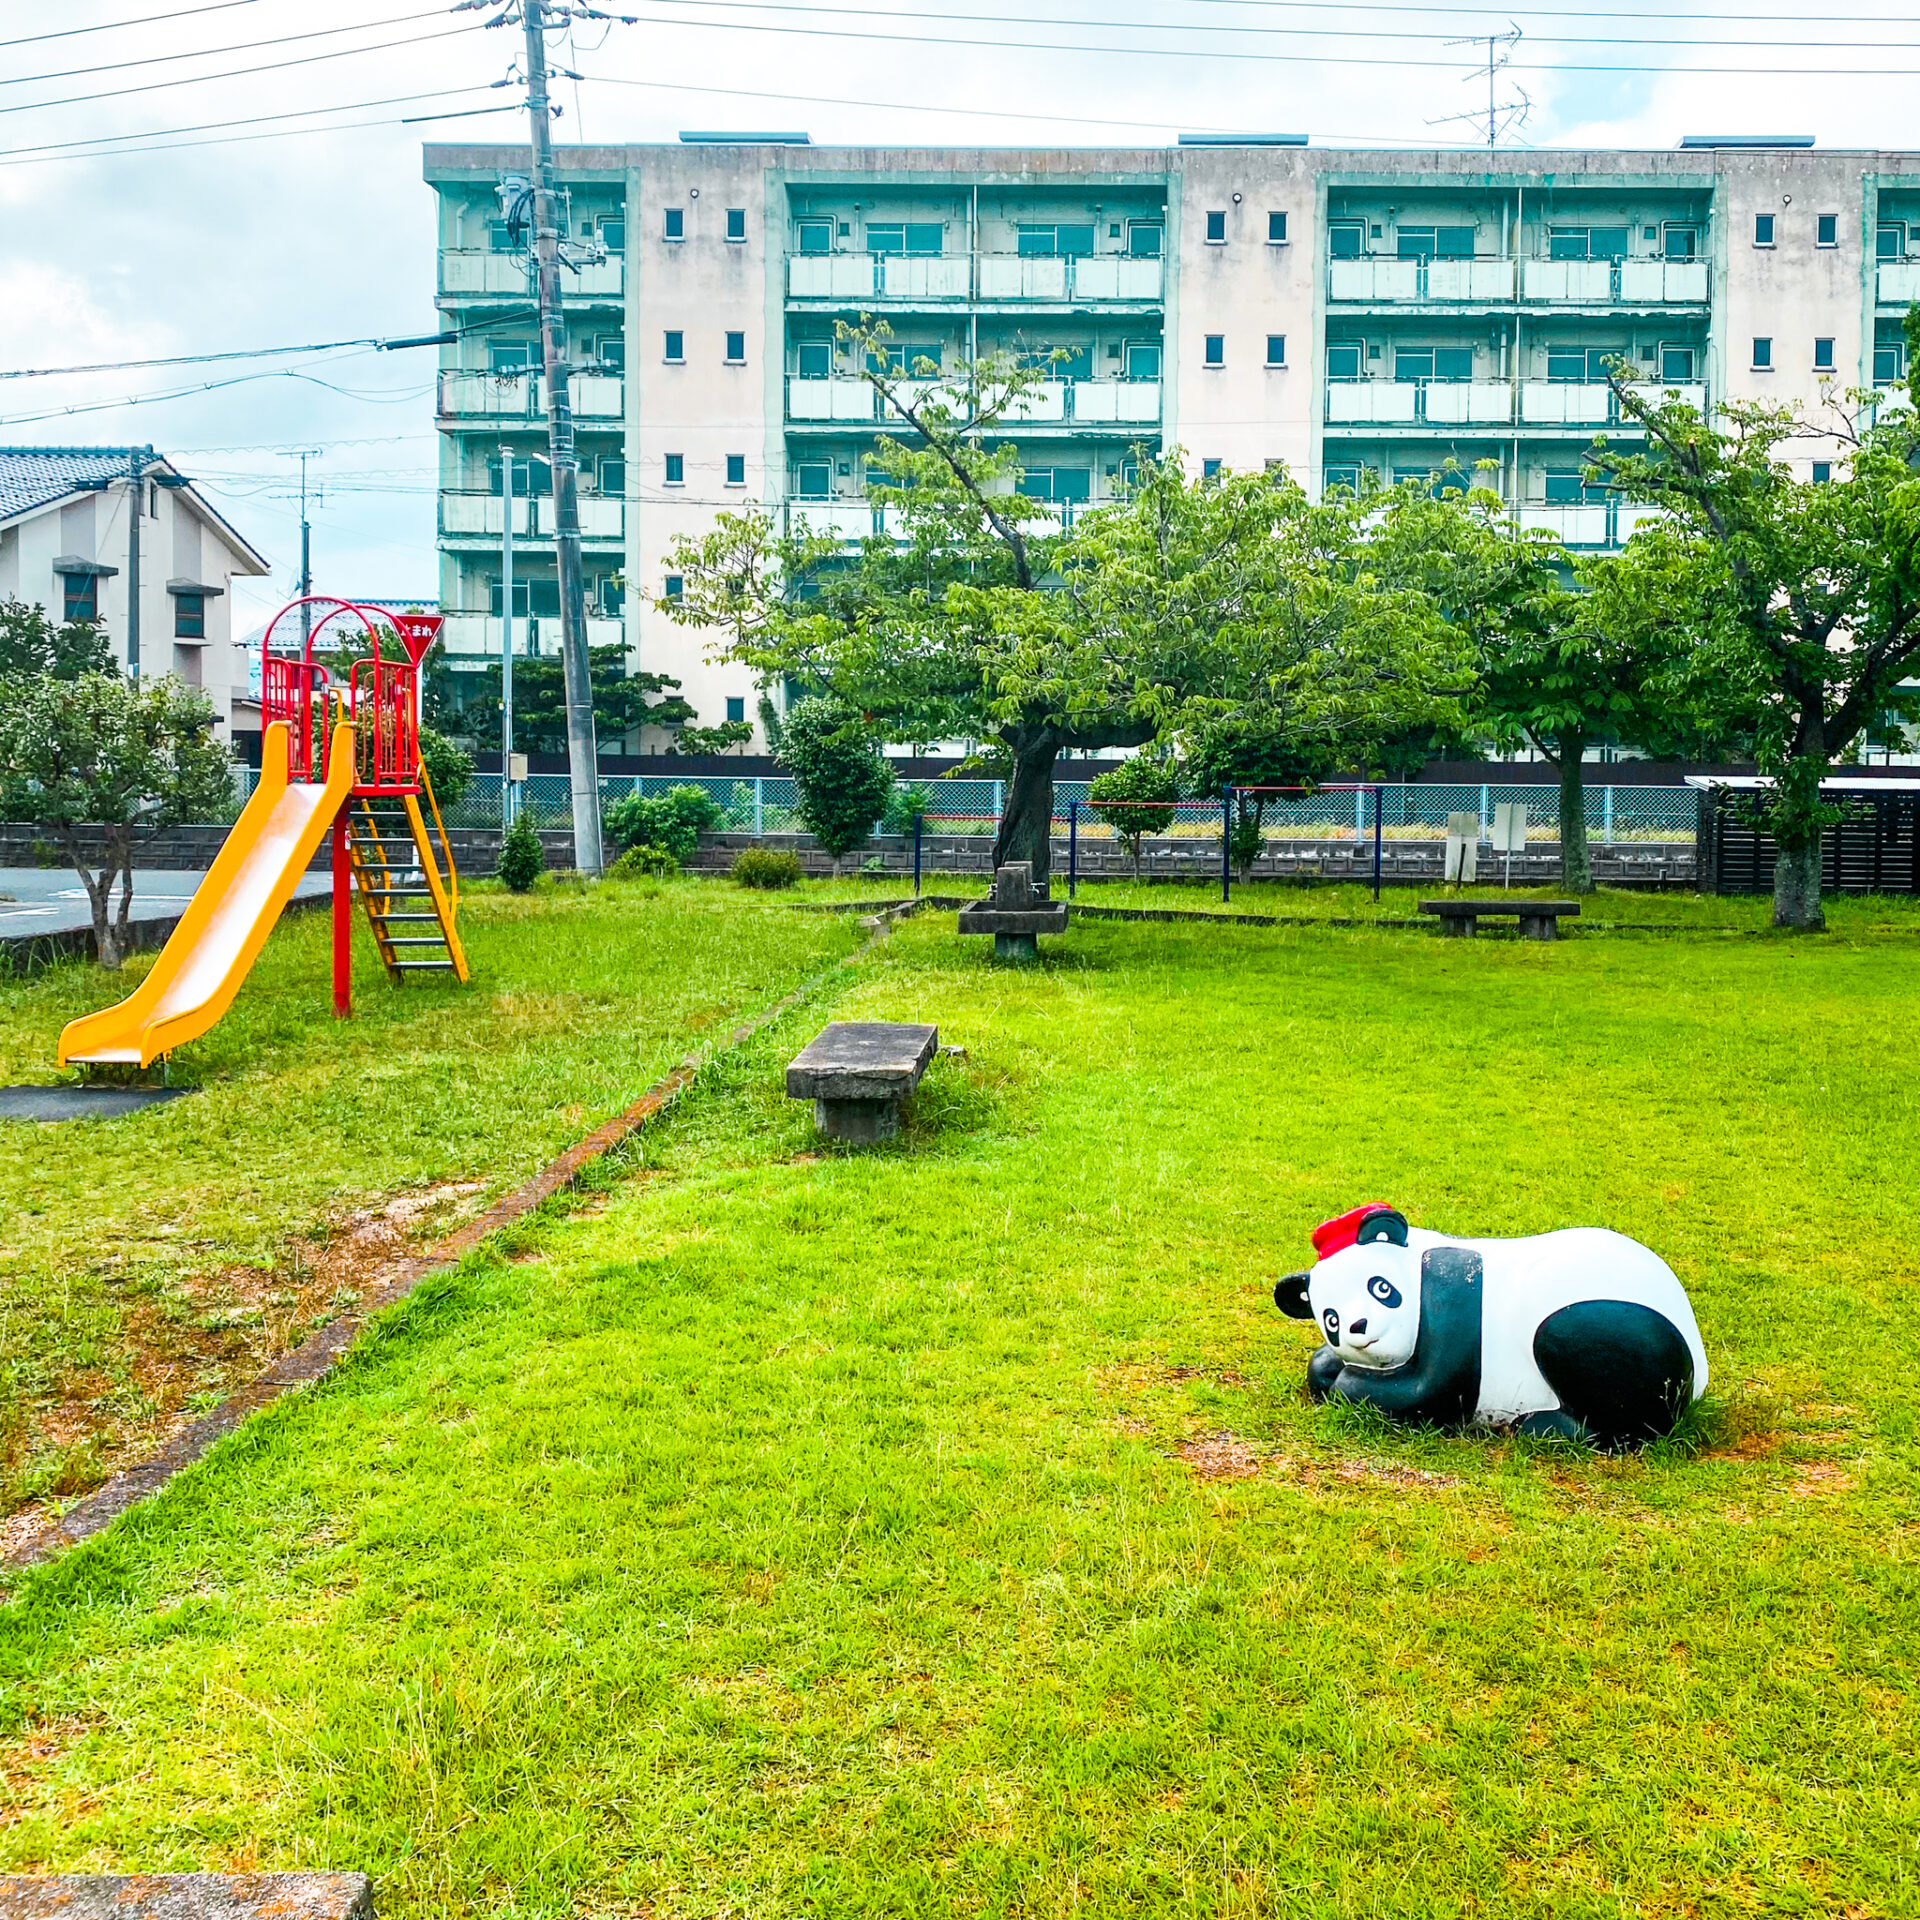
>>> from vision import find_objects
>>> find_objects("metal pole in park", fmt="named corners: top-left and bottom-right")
top-left (1221, 788), bottom-right (1232, 904)
top-left (500, 444), bottom-right (515, 828)
top-left (1371, 785), bottom-right (1383, 902)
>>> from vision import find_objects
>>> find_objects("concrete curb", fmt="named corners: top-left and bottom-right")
top-left (0, 1875), bottom-right (371, 1920)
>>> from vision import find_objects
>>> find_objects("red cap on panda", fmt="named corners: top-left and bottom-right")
top-left (1311, 1202), bottom-right (1397, 1260)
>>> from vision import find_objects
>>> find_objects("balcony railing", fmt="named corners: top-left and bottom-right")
top-left (787, 252), bottom-right (1163, 304)
top-left (1325, 379), bottom-right (1707, 427)
top-left (437, 371), bottom-right (624, 420)
top-left (786, 375), bottom-right (1160, 425)
top-left (438, 612), bottom-right (627, 653)
top-left (785, 495), bottom-right (1096, 540)
top-left (1518, 501), bottom-right (1663, 547)
top-left (1877, 262), bottom-right (1920, 304)
top-left (439, 491), bottom-right (625, 539)
top-left (438, 249), bottom-right (624, 298)
top-left (1327, 256), bottom-right (1709, 306)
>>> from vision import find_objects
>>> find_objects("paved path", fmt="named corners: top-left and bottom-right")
top-left (0, 868), bottom-right (329, 942)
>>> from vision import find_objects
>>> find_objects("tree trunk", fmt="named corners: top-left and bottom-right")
top-left (58, 828), bottom-right (123, 969)
top-left (1556, 752), bottom-right (1594, 896)
top-left (992, 733), bottom-right (1058, 887)
top-left (1772, 834), bottom-right (1826, 930)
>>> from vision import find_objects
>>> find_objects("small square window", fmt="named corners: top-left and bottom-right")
top-left (598, 217), bottom-right (625, 253)
top-left (663, 330), bottom-right (684, 362)
top-left (1206, 210), bottom-right (1226, 243)
top-left (1202, 458), bottom-right (1223, 478)
top-left (664, 574), bottom-right (684, 600)
top-left (726, 696), bottom-right (746, 724)
top-left (1754, 213), bottom-right (1776, 247)
top-left (172, 591), bottom-right (205, 640)
top-left (1817, 214), bottom-right (1838, 247)
top-left (726, 207), bottom-right (747, 242)
top-left (1267, 211), bottom-right (1288, 244)
top-left (1265, 334), bottom-right (1286, 367)
top-left (725, 330), bottom-right (746, 363)
top-left (63, 575), bottom-right (98, 622)
top-left (1812, 461), bottom-right (1832, 484)
top-left (1204, 334), bottom-right (1225, 367)
top-left (598, 457), bottom-right (625, 495)
top-left (1752, 336), bottom-right (1773, 369)
top-left (664, 208), bottom-right (684, 240)
top-left (664, 453), bottom-right (684, 485)
top-left (1814, 337), bottom-right (1835, 370)
top-left (726, 454), bottom-right (746, 485)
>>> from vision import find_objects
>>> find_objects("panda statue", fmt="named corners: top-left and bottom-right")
top-left (1273, 1202), bottom-right (1708, 1449)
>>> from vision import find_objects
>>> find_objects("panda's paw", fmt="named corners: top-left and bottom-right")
top-left (1514, 1408), bottom-right (1591, 1446)
top-left (1306, 1345), bottom-right (1343, 1403)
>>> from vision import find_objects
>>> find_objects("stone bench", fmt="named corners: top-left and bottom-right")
top-left (785, 1021), bottom-right (939, 1142)
top-left (1420, 899), bottom-right (1580, 941)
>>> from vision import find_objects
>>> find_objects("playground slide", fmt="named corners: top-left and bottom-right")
top-left (58, 720), bottom-right (356, 1069)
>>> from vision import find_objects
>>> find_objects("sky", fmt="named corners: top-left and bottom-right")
top-left (5, 0), bottom-right (1920, 632)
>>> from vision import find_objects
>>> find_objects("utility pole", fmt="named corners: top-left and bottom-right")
top-left (501, 444), bottom-right (515, 826)
top-left (520, 0), bottom-right (603, 872)
top-left (280, 448), bottom-right (320, 648)
top-left (125, 444), bottom-right (149, 682)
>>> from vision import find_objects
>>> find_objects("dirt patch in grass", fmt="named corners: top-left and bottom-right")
top-left (1788, 1462), bottom-right (1859, 1498)
top-left (1178, 1433), bottom-right (1266, 1480)
top-left (1174, 1432), bottom-right (1462, 1493)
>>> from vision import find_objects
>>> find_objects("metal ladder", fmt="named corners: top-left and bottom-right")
top-left (344, 768), bottom-right (469, 984)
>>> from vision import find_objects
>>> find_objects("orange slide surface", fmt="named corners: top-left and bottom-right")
top-left (58, 721), bottom-right (355, 1069)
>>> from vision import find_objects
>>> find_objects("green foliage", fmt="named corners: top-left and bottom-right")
top-left (731, 847), bottom-right (803, 889)
top-left (605, 843), bottom-right (678, 881)
top-left (416, 725), bottom-right (474, 811)
top-left (777, 697), bottom-right (895, 862)
top-left (496, 810), bottom-right (545, 892)
top-left (603, 784), bottom-right (722, 866)
top-left (424, 644), bottom-right (705, 754)
top-left (0, 598), bottom-right (114, 680)
top-left (1087, 755), bottom-right (1178, 875)
top-left (880, 781), bottom-right (933, 835)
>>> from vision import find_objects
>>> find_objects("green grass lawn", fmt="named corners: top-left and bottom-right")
top-left (0, 878), bottom-right (861, 1510)
top-left (3, 901), bottom-right (1917, 1915)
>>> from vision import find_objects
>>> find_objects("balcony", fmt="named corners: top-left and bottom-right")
top-left (786, 375), bottom-right (1160, 427)
top-left (438, 249), bottom-right (624, 299)
top-left (439, 490), bottom-right (625, 539)
top-left (1518, 501), bottom-right (1664, 547)
top-left (1878, 262), bottom-right (1920, 304)
top-left (439, 612), bottom-right (627, 653)
top-left (789, 501), bottom-right (882, 541)
top-left (1328, 256), bottom-right (1708, 306)
top-left (437, 371), bottom-right (623, 421)
top-left (786, 252), bottom-right (1162, 304)
top-left (1324, 380), bottom-right (1707, 429)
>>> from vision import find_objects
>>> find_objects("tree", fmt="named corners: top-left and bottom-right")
top-left (0, 672), bottom-right (235, 967)
top-left (418, 726), bottom-right (474, 811)
top-left (1185, 716), bottom-right (1351, 883)
top-left (1087, 754), bottom-right (1178, 880)
top-left (777, 697), bottom-right (895, 872)
top-left (603, 783), bottom-right (722, 866)
top-left (0, 599), bottom-right (114, 679)
top-left (497, 809), bottom-right (544, 892)
top-left (1587, 369), bottom-right (1920, 927)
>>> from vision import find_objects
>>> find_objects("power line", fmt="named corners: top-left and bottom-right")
top-left (2, 8), bottom-right (455, 90)
top-left (0, 1), bottom-right (263, 52)
top-left (0, 22), bottom-right (485, 119)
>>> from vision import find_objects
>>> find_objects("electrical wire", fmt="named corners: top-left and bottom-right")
top-left (0, 22), bottom-right (487, 118)
top-left (3, 8), bottom-right (457, 90)
top-left (0, 1), bottom-right (263, 52)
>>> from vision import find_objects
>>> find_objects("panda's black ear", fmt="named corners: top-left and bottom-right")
top-left (1355, 1208), bottom-right (1409, 1248)
top-left (1274, 1271), bottom-right (1314, 1319)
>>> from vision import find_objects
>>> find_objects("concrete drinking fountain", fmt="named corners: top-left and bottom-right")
top-left (956, 862), bottom-right (1068, 962)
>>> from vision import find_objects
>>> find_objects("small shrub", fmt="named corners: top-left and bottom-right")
top-left (497, 811), bottom-right (545, 892)
top-left (882, 781), bottom-right (932, 835)
top-left (604, 784), bottom-right (722, 865)
top-left (607, 842), bottom-right (678, 881)
top-left (777, 698), bottom-right (895, 872)
top-left (1089, 756), bottom-right (1179, 879)
top-left (732, 847), bottom-right (803, 889)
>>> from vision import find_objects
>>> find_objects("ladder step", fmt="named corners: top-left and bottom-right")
top-left (387, 937), bottom-right (451, 947)
top-left (392, 961), bottom-right (457, 972)
top-left (378, 913), bottom-right (440, 923)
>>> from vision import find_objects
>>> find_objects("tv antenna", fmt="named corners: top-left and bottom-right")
top-left (1430, 25), bottom-right (1530, 153)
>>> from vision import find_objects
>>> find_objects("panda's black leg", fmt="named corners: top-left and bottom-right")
top-left (1515, 1408), bottom-right (1589, 1445)
top-left (1306, 1345), bottom-right (1344, 1403)
top-left (1532, 1301), bottom-right (1695, 1451)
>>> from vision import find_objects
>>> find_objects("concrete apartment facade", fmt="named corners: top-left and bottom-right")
top-left (423, 136), bottom-right (1920, 752)
top-left (0, 447), bottom-right (270, 736)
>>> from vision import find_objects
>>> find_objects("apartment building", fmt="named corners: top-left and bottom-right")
top-left (424, 135), bottom-right (1920, 751)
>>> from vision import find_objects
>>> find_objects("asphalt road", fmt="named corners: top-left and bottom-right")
top-left (0, 867), bottom-right (329, 941)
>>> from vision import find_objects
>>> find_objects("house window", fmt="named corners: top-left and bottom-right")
top-left (1323, 464), bottom-right (1362, 495)
top-left (487, 456), bottom-right (550, 496)
top-left (63, 574), bottom-right (98, 622)
top-left (1663, 225), bottom-right (1699, 260)
top-left (172, 592), bottom-right (206, 640)
top-left (726, 207), bottom-right (747, 242)
top-left (796, 218), bottom-right (833, 254)
top-left (1328, 221), bottom-right (1364, 259)
top-left (595, 334), bottom-right (625, 372)
top-left (1547, 347), bottom-right (1616, 383)
top-left (726, 454), bottom-right (746, 485)
top-left (1543, 472), bottom-right (1602, 505)
top-left (487, 220), bottom-right (515, 252)
top-left (1661, 344), bottom-right (1696, 382)
top-left (1754, 213), bottom-right (1776, 247)
top-left (1874, 324), bottom-right (1907, 383)
top-left (1812, 462), bottom-right (1832, 483)
top-left (489, 341), bottom-right (533, 372)
top-left (1204, 335), bottom-right (1225, 367)
top-left (1397, 226), bottom-right (1474, 259)
top-left (1814, 337), bottom-right (1835, 370)
top-left (1017, 224), bottom-right (1095, 257)
top-left (595, 218), bottom-right (625, 253)
top-left (664, 454), bottom-right (684, 485)
top-left (598, 457), bottom-right (625, 496)
top-left (726, 696), bottom-right (746, 724)
top-left (1124, 341), bottom-right (1161, 381)
top-left (866, 222), bottom-right (943, 255)
top-left (1549, 226), bottom-right (1628, 260)
top-left (1201, 458), bottom-right (1223, 478)
top-left (1326, 342), bottom-right (1363, 380)
top-left (1015, 467), bottom-right (1090, 502)
top-left (1128, 220), bottom-right (1163, 257)
top-left (1205, 210), bottom-right (1226, 243)
top-left (664, 575), bottom-right (683, 600)
top-left (663, 330), bottom-right (684, 362)
top-left (1267, 211), bottom-right (1288, 244)
top-left (795, 340), bottom-right (831, 379)
top-left (1752, 336), bottom-right (1773, 369)
top-left (725, 330), bottom-right (746, 363)
top-left (1817, 214), bottom-right (1838, 248)
top-left (664, 208), bottom-right (684, 240)
top-left (1879, 223), bottom-right (1906, 261)
top-left (795, 462), bottom-right (832, 498)
top-left (599, 576), bottom-right (625, 616)
top-left (1265, 334), bottom-right (1286, 367)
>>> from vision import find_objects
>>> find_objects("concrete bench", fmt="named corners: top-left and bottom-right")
top-left (1419, 899), bottom-right (1580, 941)
top-left (785, 1021), bottom-right (939, 1141)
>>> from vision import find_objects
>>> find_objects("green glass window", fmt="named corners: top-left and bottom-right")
top-left (796, 219), bottom-right (833, 254)
top-left (1326, 343), bottom-right (1363, 380)
top-left (1660, 345), bottom-right (1696, 382)
top-left (1879, 224), bottom-right (1906, 261)
top-left (795, 463), bottom-right (832, 498)
top-left (1328, 222), bottom-right (1364, 259)
top-left (172, 592), bottom-right (205, 640)
top-left (1128, 221), bottom-right (1163, 257)
top-left (869, 222), bottom-right (944, 255)
top-left (795, 340), bottom-right (831, 379)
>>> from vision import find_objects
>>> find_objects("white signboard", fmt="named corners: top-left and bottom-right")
top-left (1444, 810), bottom-right (1479, 884)
top-left (1490, 802), bottom-right (1528, 854)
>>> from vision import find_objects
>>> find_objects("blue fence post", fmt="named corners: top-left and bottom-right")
top-left (913, 812), bottom-right (922, 896)
top-left (992, 778), bottom-right (1003, 823)
top-left (753, 776), bottom-right (764, 837)
top-left (1371, 786), bottom-right (1383, 902)
top-left (1479, 782), bottom-right (1490, 840)
top-left (1603, 784), bottom-right (1614, 846)
top-left (1069, 801), bottom-right (1078, 899)
top-left (1222, 787), bottom-right (1232, 904)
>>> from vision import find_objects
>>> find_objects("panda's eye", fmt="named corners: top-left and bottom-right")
top-left (1367, 1276), bottom-right (1402, 1308)
top-left (1321, 1307), bottom-right (1340, 1339)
